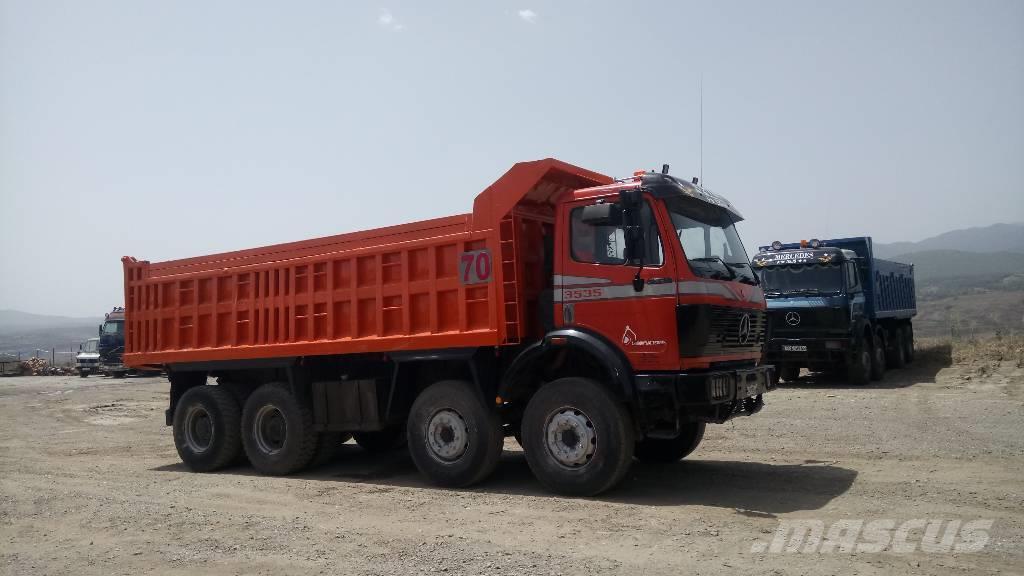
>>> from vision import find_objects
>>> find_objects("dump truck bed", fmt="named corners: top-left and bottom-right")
top-left (122, 159), bottom-right (611, 367)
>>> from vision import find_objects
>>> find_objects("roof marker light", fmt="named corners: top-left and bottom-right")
top-left (771, 240), bottom-right (783, 251)
top-left (800, 239), bottom-right (809, 248)
top-left (809, 238), bottom-right (821, 248)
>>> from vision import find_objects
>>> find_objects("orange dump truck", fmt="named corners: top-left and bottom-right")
top-left (123, 158), bottom-right (774, 495)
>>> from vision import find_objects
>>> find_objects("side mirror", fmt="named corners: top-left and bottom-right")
top-left (618, 189), bottom-right (647, 265)
top-left (624, 226), bottom-right (646, 263)
top-left (580, 203), bottom-right (622, 226)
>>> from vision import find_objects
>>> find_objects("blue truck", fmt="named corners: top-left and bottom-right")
top-left (751, 237), bottom-right (916, 385)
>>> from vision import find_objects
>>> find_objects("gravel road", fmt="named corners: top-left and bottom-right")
top-left (1, 356), bottom-right (1021, 575)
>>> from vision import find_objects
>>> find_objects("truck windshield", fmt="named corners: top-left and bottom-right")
top-left (759, 264), bottom-right (843, 295)
top-left (663, 196), bottom-right (755, 284)
top-left (83, 339), bottom-right (98, 353)
top-left (101, 321), bottom-right (124, 335)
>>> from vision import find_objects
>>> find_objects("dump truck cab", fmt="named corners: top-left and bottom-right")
top-left (501, 170), bottom-right (772, 442)
top-left (98, 307), bottom-right (128, 378)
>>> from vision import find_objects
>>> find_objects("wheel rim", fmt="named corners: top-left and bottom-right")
top-left (425, 409), bottom-right (469, 462)
top-left (183, 405), bottom-right (214, 454)
top-left (253, 404), bottom-right (287, 455)
top-left (861, 350), bottom-right (871, 379)
top-left (544, 407), bottom-right (596, 469)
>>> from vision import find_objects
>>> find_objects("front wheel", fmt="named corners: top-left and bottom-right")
top-left (847, 337), bottom-right (872, 386)
top-left (79, 371), bottom-right (89, 378)
top-left (407, 380), bottom-right (503, 488)
top-left (635, 422), bottom-right (706, 463)
top-left (521, 378), bottom-right (634, 496)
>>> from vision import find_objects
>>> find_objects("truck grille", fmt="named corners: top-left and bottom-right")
top-left (678, 304), bottom-right (766, 357)
top-left (768, 308), bottom-right (847, 333)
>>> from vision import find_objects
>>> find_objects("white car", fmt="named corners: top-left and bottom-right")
top-left (76, 338), bottom-right (100, 377)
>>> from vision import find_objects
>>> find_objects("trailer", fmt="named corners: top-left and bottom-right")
top-left (123, 158), bottom-right (774, 495)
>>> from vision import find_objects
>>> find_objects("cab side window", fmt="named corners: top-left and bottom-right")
top-left (570, 201), bottom-right (663, 266)
top-left (846, 262), bottom-right (860, 291)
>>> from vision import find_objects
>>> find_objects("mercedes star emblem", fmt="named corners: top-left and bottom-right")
top-left (785, 311), bottom-right (801, 326)
top-left (738, 313), bottom-right (751, 344)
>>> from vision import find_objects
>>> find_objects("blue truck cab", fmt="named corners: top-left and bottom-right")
top-left (751, 237), bottom-right (916, 385)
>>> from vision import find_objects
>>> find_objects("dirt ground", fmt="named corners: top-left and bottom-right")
top-left (1, 353), bottom-right (1022, 575)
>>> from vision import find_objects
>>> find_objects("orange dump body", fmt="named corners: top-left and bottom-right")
top-left (122, 159), bottom-right (611, 367)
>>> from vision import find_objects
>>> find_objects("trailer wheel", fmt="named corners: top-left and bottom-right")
top-left (635, 422), bottom-right (706, 463)
top-left (847, 336), bottom-right (872, 386)
top-left (887, 330), bottom-right (907, 369)
top-left (870, 333), bottom-right (886, 381)
top-left (407, 380), bottom-right (503, 487)
top-left (241, 383), bottom-right (318, 476)
top-left (902, 325), bottom-right (915, 363)
top-left (521, 377), bottom-right (634, 496)
top-left (172, 385), bottom-right (242, 472)
top-left (778, 364), bottom-right (800, 383)
top-left (354, 426), bottom-right (407, 453)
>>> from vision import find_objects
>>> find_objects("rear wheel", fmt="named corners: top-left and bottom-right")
top-left (887, 330), bottom-right (907, 369)
top-left (522, 377), bottom-right (634, 496)
top-left (779, 364), bottom-right (800, 383)
top-left (241, 383), bottom-right (318, 476)
top-left (173, 385), bottom-right (242, 472)
top-left (902, 324), bottom-right (915, 363)
top-left (870, 333), bottom-right (886, 381)
top-left (407, 380), bottom-right (503, 488)
top-left (635, 422), bottom-right (706, 463)
top-left (847, 336), bottom-right (872, 386)
top-left (354, 426), bottom-right (406, 453)
top-left (79, 371), bottom-right (89, 378)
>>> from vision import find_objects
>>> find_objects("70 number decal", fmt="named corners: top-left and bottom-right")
top-left (459, 249), bottom-right (492, 285)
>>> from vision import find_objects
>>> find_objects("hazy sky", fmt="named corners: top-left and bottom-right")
top-left (1, 0), bottom-right (1022, 317)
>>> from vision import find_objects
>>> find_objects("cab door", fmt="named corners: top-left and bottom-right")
top-left (555, 195), bottom-right (680, 371)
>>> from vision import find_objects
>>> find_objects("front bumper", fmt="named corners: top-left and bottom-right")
top-left (634, 365), bottom-right (775, 431)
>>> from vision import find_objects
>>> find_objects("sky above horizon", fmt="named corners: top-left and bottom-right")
top-left (1, 0), bottom-right (1022, 316)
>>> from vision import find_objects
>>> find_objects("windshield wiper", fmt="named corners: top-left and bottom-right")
top-left (691, 257), bottom-right (737, 280)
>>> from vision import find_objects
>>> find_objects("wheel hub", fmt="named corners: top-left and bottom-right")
top-left (184, 405), bottom-right (214, 453)
top-left (426, 409), bottom-right (468, 462)
top-left (544, 408), bottom-right (596, 468)
top-left (253, 404), bottom-right (287, 455)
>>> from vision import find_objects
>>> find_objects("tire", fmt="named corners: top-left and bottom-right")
top-left (887, 330), bottom-right (906, 369)
top-left (354, 426), bottom-right (406, 453)
top-left (847, 336), bottom-right (872, 386)
top-left (635, 422), bottom-right (706, 463)
top-left (870, 332), bottom-right (886, 381)
top-left (779, 364), bottom-right (800, 383)
top-left (241, 383), bottom-right (318, 476)
top-left (172, 385), bottom-right (242, 472)
top-left (407, 380), bottom-right (503, 488)
top-left (902, 325), bottom-right (915, 363)
top-left (79, 372), bottom-right (89, 378)
top-left (521, 377), bottom-right (634, 496)
top-left (112, 372), bottom-right (126, 379)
